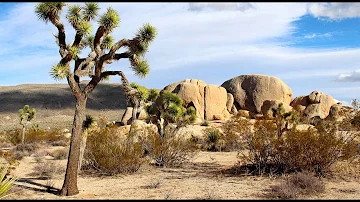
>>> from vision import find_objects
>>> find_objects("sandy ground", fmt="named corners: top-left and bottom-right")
top-left (4, 148), bottom-right (360, 200)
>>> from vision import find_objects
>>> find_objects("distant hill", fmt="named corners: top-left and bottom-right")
top-left (0, 83), bottom-right (128, 130)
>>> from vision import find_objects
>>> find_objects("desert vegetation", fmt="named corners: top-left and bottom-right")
top-left (0, 1), bottom-right (360, 200)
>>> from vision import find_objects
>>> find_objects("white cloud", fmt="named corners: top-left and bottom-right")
top-left (336, 69), bottom-right (360, 82)
top-left (307, 3), bottom-right (360, 20)
top-left (188, 3), bottom-right (255, 12)
top-left (304, 32), bottom-right (332, 39)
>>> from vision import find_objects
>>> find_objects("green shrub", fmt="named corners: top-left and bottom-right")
top-left (83, 126), bottom-right (147, 175)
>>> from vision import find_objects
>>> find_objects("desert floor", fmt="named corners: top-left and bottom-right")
top-left (5, 148), bottom-right (360, 200)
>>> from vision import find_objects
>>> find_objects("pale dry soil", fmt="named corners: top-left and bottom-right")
top-left (5, 148), bottom-right (360, 200)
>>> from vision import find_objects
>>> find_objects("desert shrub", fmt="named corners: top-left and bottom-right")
top-left (142, 127), bottom-right (198, 167)
top-left (51, 148), bottom-right (68, 160)
top-left (50, 140), bottom-right (68, 147)
top-left (32, 150), bottom-right (51, 163)
top-left (269, 171), bottom-right (325, 199)
top-left (24, 128), bottom-right (66, 145)
top-left (0, 151), bottom-right (18, 172)
top-left (236, 117), bottom-right (360, 175)
top-left (2, 128), bottom-right (66, 145)
top-left (203, 127), bottom-right (223, 152)
top-left (11, 143), bottom-right (39, 160)
top-left (83, 126), bottom-right (147, 175)
top-left (1, 129), bottom-right (22, 145)
top-left (30, 161), bottom-right (64, 179)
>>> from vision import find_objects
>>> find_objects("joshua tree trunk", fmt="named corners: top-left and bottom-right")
top-left (60, 96), bottom-right (87, 196)
top-left (78, 131), bottom-right (88, 174)
top-left (21, 124), bottom-right (26, 144)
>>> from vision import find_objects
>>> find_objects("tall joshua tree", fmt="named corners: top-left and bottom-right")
top-left (34, 2), bottom-right (157, 196)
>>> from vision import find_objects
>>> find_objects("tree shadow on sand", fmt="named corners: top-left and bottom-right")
top-left (15, 177), bottom-right (60, 195)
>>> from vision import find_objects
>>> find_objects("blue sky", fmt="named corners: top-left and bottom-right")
top-left (0, 2), bottom-right (360, 106)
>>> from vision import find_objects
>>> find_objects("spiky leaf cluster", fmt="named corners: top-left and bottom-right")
top-left (18, 105), bottom-right (36, 124)
top-left (130, 82), bottom-right (149, 101)
top-left (0, 165), bottom-right (17, 199)
top-left (98, 7), bottom-right (120, 31)
top-left (101, 35), bottom-right (114, 49)
top-left (82, 115), bottom-right (97, 131)
top-left (35, 2), bottom-right (66, 24)
top-left (148, 91), bottom-right (196, 125)
top-left (50, 64), bottom-right (70, 80)
top-left (130, 23), bottom-right (157, 56)
top-left (148, 88), bottom-right (159, 102)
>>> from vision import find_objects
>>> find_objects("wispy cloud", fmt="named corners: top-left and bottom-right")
top-left (336, 69), bottom-right (360, 82)
top-left (307, 3), bottom-right (360, 20)
top-left (188, 3), bottom-right (255, 12)
top-left (304, 32), bottom-right (332, 39)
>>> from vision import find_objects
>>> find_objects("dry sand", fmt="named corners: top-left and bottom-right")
top-left (5, 149), bottom-right (360, 200)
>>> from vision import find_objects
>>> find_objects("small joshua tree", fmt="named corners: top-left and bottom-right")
top-left (35, 2), bottom-right (157, 196)
top-left (18, 105), bottom-right (36, 144)
top-left (146, 90), bottom-right (196, 138)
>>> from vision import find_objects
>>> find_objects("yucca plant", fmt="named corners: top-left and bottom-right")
top-left (0, 165), bottom-right (17, 199)
top-left (34, 2), bottom-right (157, 196)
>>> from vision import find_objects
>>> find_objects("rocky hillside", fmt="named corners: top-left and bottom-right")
top-left (0, 82), bottom-right (129, 130)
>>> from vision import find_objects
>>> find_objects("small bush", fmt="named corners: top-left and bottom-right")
top-left (30, 161), bottom-right (64, 179)
top-left (11, 143), bottom-right (38, 160)
top-left (269, 171), bottom-right (325, 199)
top-left (83, 126), bottom-right (147, 175)
top-left (51, 148), bottom-right (68, 160)
top-left (142, 127), bottom-right (198, 167)
top-left (32, 150), bottom-right (50, 163)
top-left (144, 177), bottom-right (162, 189)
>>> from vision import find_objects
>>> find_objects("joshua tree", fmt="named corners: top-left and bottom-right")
top-left (35, 2), bottom-right (157, 196)
top-left (272, 103), bottom-right (299, 138)
top-left (147, 90), bottom-right (196, 138)
top-left (18, 105), bottom-right (36, 144)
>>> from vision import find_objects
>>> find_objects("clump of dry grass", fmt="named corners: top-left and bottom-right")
top-left (11, 143), bottom-right (38, 160)
top-left (2, 128), bottom-right (66, 146)
top-left (269, 171), bottom-right (325, 199)
top-left (32, 150), bottom-right (51, 163)
top-left (144, 177), bottom-right (162, 189)
top-left (50, 148), bottom-right (68, 160)
top-left (50, 140), bottom-right (68, 147)
top-left (30, 161), bottom-right (64, 179)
